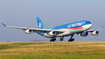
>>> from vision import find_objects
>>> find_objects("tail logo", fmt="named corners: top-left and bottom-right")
top-left (39, 22), bottom-right (41, 28)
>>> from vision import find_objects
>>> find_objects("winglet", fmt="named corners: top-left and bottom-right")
top-left (2, 23), bottom-right (6, 26)
top-left (101, 26), bottom-right (103, 29)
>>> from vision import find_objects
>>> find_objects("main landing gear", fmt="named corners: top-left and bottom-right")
top-left (68, 35), bottom-right (75, 42)
top-left (50, 37), bottom-right (56, 42)
top-left (60, 37), bottom-right (64, 41)
top-left (50, 35), bottom-right (75, 42)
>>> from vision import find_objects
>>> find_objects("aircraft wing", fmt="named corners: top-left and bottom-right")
top-left (87, 26), bottom-right (103, 32)
top-left (2, 23), bottom-right (64, 33)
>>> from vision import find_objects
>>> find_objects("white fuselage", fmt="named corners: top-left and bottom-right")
top-left (42, 24), bottom-right (92, 38)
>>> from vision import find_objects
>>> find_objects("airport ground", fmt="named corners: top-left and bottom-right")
top-left (0, 42), bottom-right (105, 59)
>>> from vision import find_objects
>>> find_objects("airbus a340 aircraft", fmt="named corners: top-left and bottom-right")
top-left (2, 16), bottom-right (103, 42)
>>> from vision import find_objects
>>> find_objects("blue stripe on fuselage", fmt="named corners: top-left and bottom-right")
top-left (49, 20), bottom-right (92, 30)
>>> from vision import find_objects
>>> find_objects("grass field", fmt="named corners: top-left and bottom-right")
top-left (0, 42), bottom-right (105, 59)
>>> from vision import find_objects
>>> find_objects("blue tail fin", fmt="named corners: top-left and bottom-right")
top-left (36, 16), bottom-right (46, 29)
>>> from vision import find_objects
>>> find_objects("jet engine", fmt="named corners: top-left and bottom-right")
top-left (80, 31), bottom-right (88, 37)
top-left (24, 29), bottom-right (32, 34)
top-left (48, 31), bottom-right (56, 36)
top-left (91, 31), bottom-right (99, 36)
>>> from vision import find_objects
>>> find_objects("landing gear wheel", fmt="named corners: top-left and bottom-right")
top-left (60, 39), bottom-right (63, 41)
top-left (50, 39), bottom-right (56, 42)
top-left (68, 38), bottom-right (75, 42)
top-left (60, 38), bottom-right (63, 41)
top-left (60, 37), bottom-right (64, 41)
top-left (50, 39), bottom-right (53, 42)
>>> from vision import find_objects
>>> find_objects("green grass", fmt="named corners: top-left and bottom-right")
top-left (0, 42), bottom-right (105, 59)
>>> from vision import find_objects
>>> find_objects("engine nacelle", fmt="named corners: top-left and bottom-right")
top-left (48, 31), bottom-right (56, 36)
top-left (91, 31), bottom-right (99, 36)
top-left (24, 29), bottom-right (32, 34)
top-left (80, 32), bottom-right (88, 37)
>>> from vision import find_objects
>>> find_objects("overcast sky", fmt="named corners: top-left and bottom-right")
top-left (0, 0), bottom-right (105, 42)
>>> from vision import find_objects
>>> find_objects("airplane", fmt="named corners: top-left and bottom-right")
top-left (2, 16), bottom-right (103, 42)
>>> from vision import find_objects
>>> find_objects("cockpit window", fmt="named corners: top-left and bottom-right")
top-left (86, 22), bottom-right (91, 24)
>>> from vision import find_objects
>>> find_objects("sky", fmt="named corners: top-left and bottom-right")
top-left (0, 0), bottom-right (105, 42)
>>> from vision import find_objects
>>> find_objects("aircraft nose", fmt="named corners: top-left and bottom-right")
top-left (89, 24), bottom-right (92, 28)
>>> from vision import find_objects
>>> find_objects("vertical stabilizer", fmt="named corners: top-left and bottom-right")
top-left (36, 16), bottom-right (46, 29)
